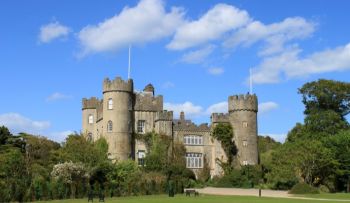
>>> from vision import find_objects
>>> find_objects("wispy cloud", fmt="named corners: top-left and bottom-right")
top-left (46, 92), bottom-right (72, 102)
top-left (224, 17), bottom-right (316, 56)
top-left (39, 21), bottom-right (70, 43)
top-left (78, 0), bottom-right (185, 56)
top-left (48, 130), bottom-right (74, 143)
top-left (180, 45), bottom-right (215, 64)
top-left (0, 113), bottom-right (51, 135)
top-left (250, 44), bottom-right (350, 84)
top-left (258, 102), bottom-right (279, 114)
top-left (167, 3), bottom-right (250, 50)
top-left (162, 81), bottom-right (175, 89)
top-left (208, 67), bottom-right (224, 75)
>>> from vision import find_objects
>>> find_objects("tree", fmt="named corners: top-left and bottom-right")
top-left (298, 79), bottom-right (350, 118)
top-left (324, 130), bottom-right (350, 192)
top-left (0, 126), bottom-right (12, 146)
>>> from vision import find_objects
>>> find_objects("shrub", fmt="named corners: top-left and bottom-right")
top-left (289, 182), bottom-right (320, 194)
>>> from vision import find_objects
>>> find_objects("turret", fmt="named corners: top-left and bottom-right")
top-left (155, 110), bottom-right (173, 136)
top-left (82, 97), bottom-right (100, 141)
top-left (228, 94), bottom-right (258, 166)
top-left (102, 77), bottom-right (134, 161)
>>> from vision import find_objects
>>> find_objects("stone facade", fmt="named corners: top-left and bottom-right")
top-left (82, 76), bottom-right (258, 177)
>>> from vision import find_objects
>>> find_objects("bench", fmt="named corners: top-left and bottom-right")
top-left (185, 189), bottom-right (199, 196)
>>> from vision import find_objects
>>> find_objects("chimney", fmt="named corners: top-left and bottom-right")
top-left (180, 111), bottom-right (185, 120)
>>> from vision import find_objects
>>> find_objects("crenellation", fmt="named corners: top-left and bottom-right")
top-left (228, 94), bottom-right (258, 112)
top-left (134, 94), bottom-right (163, 111)
top-left (211, 113), bottom-right (229, 123)
top-left (103, 77), bottom-right (133, 93)
top-left (82, 97), bottom-right (100, 110)
top-left (155, 110), bottom-right (173, 121)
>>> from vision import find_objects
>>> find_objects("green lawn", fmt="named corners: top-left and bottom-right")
top-left (39, 194), bottom-right (350, 203)
top-left (297, 193), bottom-right (350, 200)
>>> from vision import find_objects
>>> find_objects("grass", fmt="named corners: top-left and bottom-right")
top-left (296, 192), bottom-right (350, 200)
top-left (38, 194), bottom-right (350, 203)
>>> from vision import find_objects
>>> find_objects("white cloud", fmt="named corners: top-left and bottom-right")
top-left (180, 45), bottom-right (215, 64)
top-left (206, 101), bottom-right (228, 114)
top-left (164, 101), bottom-right (203, 118)
top-left (162, 81), bottom-right (175, 89)
top-left (48, 130), bottom-right (74, 143)
top-left (167, 3), bottom-right (250, 50)
top-left (0, 113), bottom-right (51, 135)
top-left (251, 43), bottom-right (350, 84)
top-left (258, 102), bottom-right (279, 114)
top-left (224, 17), bottom-right (316, 56)
top-left (46, 92), bottom-right (72, 102)
top-left (260, 133), bottom-right (286, 143)
top-left (39, 21), bottom-right (70, 43)
top-left (78, 0), bottom-right (185, 55)
top-left (208, 67), bottom-right (224, 75)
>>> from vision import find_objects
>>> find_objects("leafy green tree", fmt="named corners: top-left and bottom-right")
top-left (0, 126), bottom-right (12, 146)
top-left (324, 130), bottom-right (350, 192)
top-left (268, 140), bottom-right (336, 189)
top-left (298, 79), bottom-right (350, 118)
top-left (0, 148), bottom-right (28, 202)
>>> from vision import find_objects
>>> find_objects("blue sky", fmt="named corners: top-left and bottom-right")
top-left (0, 0), bottom-right (349, 142)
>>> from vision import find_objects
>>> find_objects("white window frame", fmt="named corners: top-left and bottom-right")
top-left (107, 120), bottom-right (113, 132)
top-left (137, 120), bottom-right (145, 133)
top-left (243, 160), bottom-right (248, 166)
top-left (88, 115), bottom-right (94, 124)
top-left (243, 140), bottom-right (248, 147)
top-left (242, 121), bottom-right (248, 128)
top-left (108, 98), bottom-right (113, 110)
top-left (137, 150), bottom-right (146, 166)
top-left (185, 153), bottom-right (203, 168)
top-left (183, 135), bottom-right (203, 145)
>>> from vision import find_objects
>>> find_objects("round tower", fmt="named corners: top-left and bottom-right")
top-left (228, 94), bottom-right (258, 166)
top-left (102, 77), bottom-right (133, 161)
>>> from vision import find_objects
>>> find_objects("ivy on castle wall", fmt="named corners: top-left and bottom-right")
top-left (211, 123), bottom-right (238, 170)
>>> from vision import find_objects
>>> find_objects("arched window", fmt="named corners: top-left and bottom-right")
top-left (88, 115), bottom-right (94, 124)
top-left (108, 98), bottom-right (113, 110)
top-left (107, 120), bottom-right (113, 132)
top-left (87, 133), bottom-right (93, 142)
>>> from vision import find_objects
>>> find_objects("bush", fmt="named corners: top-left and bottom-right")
top-left (289, 183), bottom-right (320, 194)
top-left (318, 184), bottom-right (330, 193)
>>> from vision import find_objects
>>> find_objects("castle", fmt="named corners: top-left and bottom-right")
top-left (82, 76), bottom-right (258, 177)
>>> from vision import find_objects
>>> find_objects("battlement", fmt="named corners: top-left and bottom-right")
top-left (82, 97), bottom-right (100, 110)
top-left (211, 113), bottom-right (229, 123)
top-left (155, 110), bottom-right (173, 121)
top-left (103, 77), bottom-right (133, 93)
top-left (228, 94), bottom-right (258, 112)
top-left (134, 93), bottom-right (163, 111)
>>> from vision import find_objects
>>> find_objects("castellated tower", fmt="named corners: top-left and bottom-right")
top-left (155, 110), bottom-right (173, 137)
top-left (82, 97), bottom-right (100, 141)
top-left (228, 94), bottom-right (258, 166)
top-left (103, 77), bottom-right (133, 161)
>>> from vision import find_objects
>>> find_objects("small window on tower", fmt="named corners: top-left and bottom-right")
top-left (243, 140), bottom-right (248, 147)
top-left (88, 115), bottom-right (94, 124)
top-left (137, 120), bottom-right (145, 133)
top-left (108, 98), bottom-right (113, 110)
top-left (243, 160), bottom-right (248, 166)
top-left (107, 120), bottom-right (113, 132)
top-left (242, 121), bottom-right (248, 128)
top-left (87, 133), bottom-right (93, 142)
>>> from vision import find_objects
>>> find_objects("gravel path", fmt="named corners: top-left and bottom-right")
top-left (190, 187), bottom-right (350, 202)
